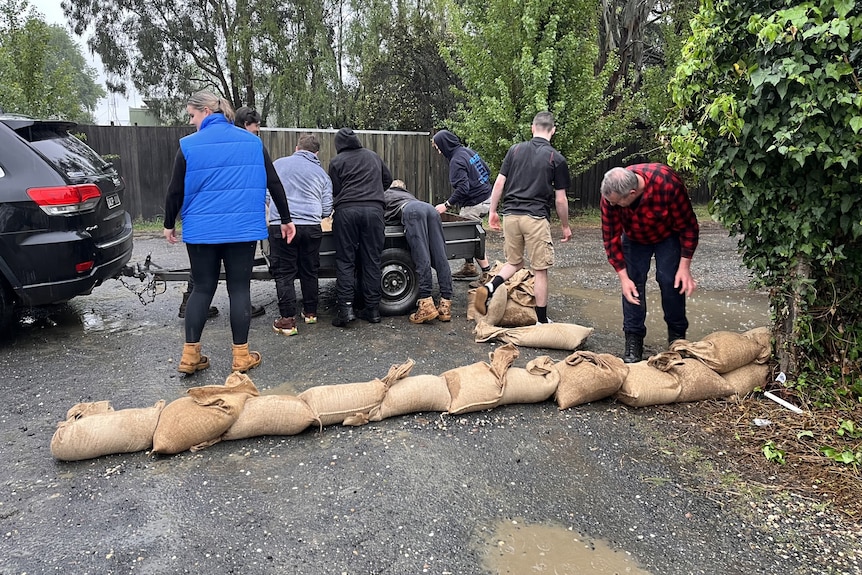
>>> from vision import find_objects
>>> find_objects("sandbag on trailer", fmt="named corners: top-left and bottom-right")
top-left (152, 372), bottom-right (259, 455)
top-left (51, 400), bottom-right (166, 461)
top-left (554, 351), bottom-right (628, 409)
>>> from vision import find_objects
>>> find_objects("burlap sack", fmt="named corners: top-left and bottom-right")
top-left (554, 351), bottom-right (628, 409)
top-left (615, 361), bottom-right (681, 407)
top-left (298, 379), bottom-right (388, 426)
top-left (51, 400), bottom-right (166, 461)
top-left (743, 327), bottom-right (773, 363)
top-left (367, 375), bottom-right (451, 421)
top-left (670, 330), bottom-right (769, 374)
top-left (152, 372), bottom-right (259, 455)
top-left (648, 351), bottom-right (734, 402)
top-left (475, 321), bottom-right (593, 351)
top-left (444, 343), bottom-right (518, 414)
top-left (491, 356), bottom-right (560, 407)
top-left (721, 362), bottom-right (771, 397)
top-left (65, 400), bottom-right (113, 419)
top-left (221, 395), bottom-right (318, 440)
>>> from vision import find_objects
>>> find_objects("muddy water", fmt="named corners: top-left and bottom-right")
top-left (555, 284), bottom-right (770, 348)
top-left (479, 518), bottom-right (653, 575)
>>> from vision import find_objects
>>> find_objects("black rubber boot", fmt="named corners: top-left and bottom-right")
top-left (332, 304), bottom-right (356, 327)
top-left (178, 291), bottom-right (219, 319)
top-left (668, 329), bottom-right (686, 345)
top-left (623, 333), bottom-right (644, 364)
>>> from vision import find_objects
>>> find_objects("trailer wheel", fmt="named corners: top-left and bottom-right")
top-left (378, 248), bottom-right (418, 316)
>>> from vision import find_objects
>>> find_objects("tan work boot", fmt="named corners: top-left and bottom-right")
top-left (452, 262), bottom-right (479, 280)
top-left (178, 342), bottom-right (209, 375)
top-left (231, 343), bottom-right (262, 372)
top-left (437, 298), bottom-right (452, 322)
top-left (409, 297), bottom-right (439, 324)
top-left (468, 271), bottom-right (494, 289)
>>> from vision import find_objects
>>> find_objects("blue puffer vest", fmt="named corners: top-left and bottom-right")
top-left (179, 113), bottom-right (267, 244)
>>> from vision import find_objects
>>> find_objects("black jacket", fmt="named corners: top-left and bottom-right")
top-left (328, 128), bottom-right (392, 211)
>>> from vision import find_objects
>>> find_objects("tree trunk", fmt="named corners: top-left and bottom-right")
top-left (776, 259), bottom-right (810, 376)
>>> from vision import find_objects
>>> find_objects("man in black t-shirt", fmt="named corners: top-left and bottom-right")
top-left (474, 111), bottom-right (572, 324)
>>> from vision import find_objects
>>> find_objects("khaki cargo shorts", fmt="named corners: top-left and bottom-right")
top-left (459, 199), bottom-right (491, 220)
top-left (502, 214), bottom-right (554, 270)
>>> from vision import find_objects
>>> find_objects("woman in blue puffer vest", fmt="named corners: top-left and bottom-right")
top-left (163, 91), bottom-right (296, 376)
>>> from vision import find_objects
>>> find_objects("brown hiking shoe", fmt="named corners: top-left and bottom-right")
top-left (473, 286), bottom-right (491, 315)
top-left (452, 262), bottom-right (479, 280)
top-left (409, 297), bottom-right (439, 324)
top-left (468, 271), bottom-right (494, 289)
top-left (437, 298), bottom-right (452, 322)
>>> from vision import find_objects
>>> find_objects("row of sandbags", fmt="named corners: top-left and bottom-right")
top-left (50, 328), bottom-right (773, 462)
top-left (467, 267), bottom-right (596, 351)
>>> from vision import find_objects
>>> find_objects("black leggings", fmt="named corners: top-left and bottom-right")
top-left (185, 242), bottom-right (256, 345)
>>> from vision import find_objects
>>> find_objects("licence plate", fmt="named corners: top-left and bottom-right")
top-left (106, 193), bottom-right (121, 209)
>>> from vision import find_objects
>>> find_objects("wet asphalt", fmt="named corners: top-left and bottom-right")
top-left (0, 225), bottom-right (852, 575)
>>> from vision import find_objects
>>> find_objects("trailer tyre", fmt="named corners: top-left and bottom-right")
top-left (378, 248), bottom-right (418, 316)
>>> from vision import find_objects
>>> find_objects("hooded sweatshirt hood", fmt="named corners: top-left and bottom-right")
top-left (335, 128), bottom-right (363, 153)
top-left (432, 129), bottom-right (461, 160)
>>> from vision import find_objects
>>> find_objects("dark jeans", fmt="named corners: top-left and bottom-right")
top-left (401, 201), bottom-right (453, 299)
top-left (621, 233), bottom-right (688, 338)
top-left (333, 205), bottom-right (384, 309)
top-left (268, 224), bottom-right (323, 318)
top-left (185, 241), bottom-right (256, 345)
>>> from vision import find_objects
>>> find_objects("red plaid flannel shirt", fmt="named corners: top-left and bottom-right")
top-left (601, 163), bottom-right (699, 272)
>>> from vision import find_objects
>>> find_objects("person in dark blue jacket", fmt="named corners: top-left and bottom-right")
top-left (328, 128), bottom-right (393, 327)
top-left (163, 91), bottom-right (295, 376)
top-left (431, 129), bottom-right (493, 281)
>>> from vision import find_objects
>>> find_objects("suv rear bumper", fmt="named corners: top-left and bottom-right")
top-left (12, 214), bottom-right (134, 306)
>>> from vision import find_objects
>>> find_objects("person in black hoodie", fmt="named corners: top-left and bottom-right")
top-left (432, 129), bottom-right (493, 281)
top-left (328, 128), bottom-right (393, 326)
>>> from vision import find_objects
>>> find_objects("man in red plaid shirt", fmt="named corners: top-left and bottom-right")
top-left (600, 163), bottom-right (699, 363)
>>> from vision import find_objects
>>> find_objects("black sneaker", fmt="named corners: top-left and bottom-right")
top-left (358, 307), bottom-right (381, 323)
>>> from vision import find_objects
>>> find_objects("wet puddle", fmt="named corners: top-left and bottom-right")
top-left (556, 286), bottom-right (769, 347)
top-left (479, 518), bottom-right (653, 575)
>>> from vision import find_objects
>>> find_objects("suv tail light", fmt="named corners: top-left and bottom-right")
top-left (27, 184), bottom-right (102, 215)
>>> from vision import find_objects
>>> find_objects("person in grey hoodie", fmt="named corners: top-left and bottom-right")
top-left (270, 133), bottom-right (333, 336)
top-left (327, 128), bottom-right (393, 326)
top-left (431, 129), bottom-right (492, 280)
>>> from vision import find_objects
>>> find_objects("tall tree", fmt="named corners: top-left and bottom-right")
top-left (441, 0), bottom-right (638, 173)
top-left (61, 0), bottom-right (342, 126)
top-left (0, 0), bottom-right (104, 122)
top-left (352, 1), bottom-right (461, 130)
top-left (665, 0), bottom-right (862, 391)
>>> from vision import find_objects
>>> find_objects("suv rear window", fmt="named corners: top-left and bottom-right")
top-left (23, 126), bottom-right (114, 180)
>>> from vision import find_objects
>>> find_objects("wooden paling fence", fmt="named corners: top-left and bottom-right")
top-left (77, 125), bottom-right (709, 221)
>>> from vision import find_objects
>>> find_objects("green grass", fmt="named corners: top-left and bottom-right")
top-left (134, 217), bottom-right (174, 233)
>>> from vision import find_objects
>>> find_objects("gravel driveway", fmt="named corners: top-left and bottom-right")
top-left (0, 223), bottom-right (857, 575)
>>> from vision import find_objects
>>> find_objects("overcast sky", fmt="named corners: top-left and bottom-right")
top-left (30, 0), bottom-right (136, 125)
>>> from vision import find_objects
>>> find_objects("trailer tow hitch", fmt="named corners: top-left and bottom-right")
top-left (116, 254), bottom-right (167, 305)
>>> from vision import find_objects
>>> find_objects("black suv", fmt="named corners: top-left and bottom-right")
top-left (0, 115), bottom-right (134, 333)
